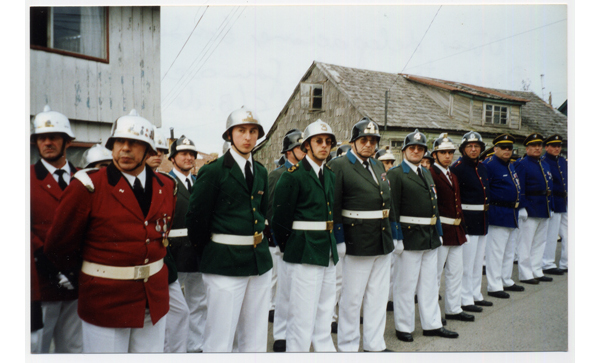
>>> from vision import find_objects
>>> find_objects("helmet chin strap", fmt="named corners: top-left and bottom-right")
top-left (229, 131), bottom-right (251, 156)
top-left (290, 148), bottom-right (302, 163)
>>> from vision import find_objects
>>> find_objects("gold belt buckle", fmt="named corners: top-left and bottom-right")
top-left (430, 216), bottom-right (437, 225)
top-left (326, 221), bottom-right (333, 231)
top-left (382, 210), bottom-right (390, 219)
top-left (133, 265), bottom-right (150, 280)
top-left (253, 232), bottom-right (262, 248)
top-left (454, 218), bottom-right (461, 226)
top-left (515, 202), bottom-right (519, 208)
top-left (484, 204), bottom-right (489, 211)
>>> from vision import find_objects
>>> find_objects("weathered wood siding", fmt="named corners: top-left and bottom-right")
top-left (30, 6), bottom-right (161, 144)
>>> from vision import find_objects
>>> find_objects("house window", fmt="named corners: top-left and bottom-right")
top-left (301, 83), bottom-right (324, 111)
top-left (484, 104), bottom-right (509, 125)
top-left (391, 140), bottom-right (403, 149)
top-left (30, 7), bottom-right (108, 62)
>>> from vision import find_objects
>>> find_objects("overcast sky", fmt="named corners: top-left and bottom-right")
top-left (158, 1), bottom-right (567, 155)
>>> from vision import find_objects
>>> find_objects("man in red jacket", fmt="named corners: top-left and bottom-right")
top-left (44, 109), bottom-right (177, 353)
top-left (430, 134), bottom-right (473, 323)
top-left (30, 105), bottom-right (82, 353)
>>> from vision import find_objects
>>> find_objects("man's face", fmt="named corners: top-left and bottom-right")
top-left (230, 125), bottom-right (259, 154)
top-left (494, 144), bottom-right (513, 162)
top-left (404, 145), bottom-right (426, 165)
top-left (463, 142), bottom-right (482, 160)
top-left (545, 143), bottom-right (562, 157)
top-left (112, 138), bottom-right (149, 175)
top-left (434, 149), bottom-right (455, 168)
top-left (172, 150), bottom-right (196, 174)
top-left (287, 145), bottom-right (306, 164)
top-left (306, 134), bottom-right (333, 164)
top-left (146, 149), bottom-right (164, 170)
top-left (382, 160), bottom-right (394, 172)
top-left (352, 136), bottom-right (378, 160)
top-left (36, 133), bottom-right (70, 162)
top-left (420, 158), bottom-right (431, 170)
top-left (526, 142), bottom-right (543, 158)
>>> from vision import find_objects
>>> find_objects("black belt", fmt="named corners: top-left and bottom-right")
top-left (490, 201), bottom-right (519, 209)
top-left (554, 191), bottom-right (568, 198)
top-left (526, 190), bottom-right (551, 197)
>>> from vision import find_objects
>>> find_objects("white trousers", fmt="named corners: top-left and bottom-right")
top-left (338, 254), bottom-right (391, 352)
top-left (164, 279), bottom-right (190, 353)
top-left (178, 272), bottom-right (207, 352)
top-left (286, 260), bottom-right (337, 352)
top-left (202, 271), bottom-right (271, 352)
top-left (82, 310), bottom-right (166, 353)
top-left (392, 249), bottom-right (442, 333)
top-left (502, 228), bottom-right (519, 287)
top-left (40, 300), bottom-right (83, 353)
top-left (332, 255), bottom-right (343, 322)
top-left (437, 245), bottom-right (464, 314)
top-left (543, 212), bottom-right (568, 270)
top-left (269, 246), bottom-right (279, 310)
top-left (518, 217), bottom-right (550, 280)
top-left (273, 253), bottom-right (290, 341)
top-left (31, 328), bottom-right (43, 353)
top-left (461, 235), bottom-right (487, 305)
top-left (486, 226), bottom-right (515, 292)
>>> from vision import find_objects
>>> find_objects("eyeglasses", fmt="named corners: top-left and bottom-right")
top-left (498, 145), bottom-right (513, 151)
top-left (313, 138), bottom-right (332, 145)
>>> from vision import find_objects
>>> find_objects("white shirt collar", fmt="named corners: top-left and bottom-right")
top-left (434, 162), bottom-right (449, 174)
top-left (121, 167), bottom-right (147, 190)
top-left (305, 154), bottom-right (324, 177)
top-left (41, 158), bottom-right (71, 184)
top-left (230, 148), bottom-right (253, 178)
top-left (404, 158), bottom-right (421, 174)
top-left (171, 167), bottom-right (192, 186)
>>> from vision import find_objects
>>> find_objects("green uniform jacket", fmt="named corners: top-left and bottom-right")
top-left (272, 157), bottom-right (339, 267)
top-left (328, 151), bottom-right (396, 256)
top-left (387, 160), bottom-right (443, 251)
top-left (185, 150), bottom-right (273, 276)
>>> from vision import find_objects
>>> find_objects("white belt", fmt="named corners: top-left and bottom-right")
top-left (399, 216), bottom-right (437, 225)
top-left (168, 229), bottom-right (187, 238)
top-left (292, 221), bottom-right (333, 231)
top-left (81, 259), bottom-right (163, 281)
top-left (212, 232), bottom-right (263, 247)
top-left (341, 209), bottom-right (390, 219)
top-left (461, 204), bottom-right (489, 211)
top-left (440, 216), bottom-right (462, 226)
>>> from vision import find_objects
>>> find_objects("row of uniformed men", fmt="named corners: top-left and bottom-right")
top-left (30, 104), bottom-right (567, 353)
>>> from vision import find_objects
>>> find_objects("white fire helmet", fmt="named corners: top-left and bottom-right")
top-left (222, 106), bottom-right (265, 141)
top-left (30, 105), bottom-right (75, 142)
top-left (153, 126), bottom-right (169, 152)
top-left (301, 119), bottom-right (337, 151)
top-left (82, 144), bottom-right (112, 168)
top-left (105, 109), bottom-right (156, 152)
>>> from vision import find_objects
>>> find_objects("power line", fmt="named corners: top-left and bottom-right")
top-left (161, 6), bottom-right (209, 82)
top-left (404, 18), bottom-right (566, 71)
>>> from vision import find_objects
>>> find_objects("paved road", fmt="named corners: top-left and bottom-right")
top-left (266, 248), bottom-right (568, 353)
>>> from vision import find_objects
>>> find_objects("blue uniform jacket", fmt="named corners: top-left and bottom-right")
top-left (482, 155), bottom-right (522, 228)
top-left (541, 153), bottom-right (567, 213)
top-left (514, 155), bottom-right (554, 218)
top-left (450, 156), bottom-right (489, 236)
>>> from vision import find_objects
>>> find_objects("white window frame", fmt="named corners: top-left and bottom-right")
top-left (483, 103), bottom-right (510, 126)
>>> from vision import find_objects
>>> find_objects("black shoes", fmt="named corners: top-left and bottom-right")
top-left (423, 327), bottom-right (459, 338)
top-left (474, 300), bottom-right (493, 307)
top-left (446, 312), bottom-right (475, 322)
top-left (442, 318), bottom-right (446, 326)
top-left (331, 322), bottom-right (338, 334)
top-left (488, 291), bottom-right (510, 299)
top-left (268, 309), bottom-right (274, 323)
top-left (536, 276), bottom-right (553, 282)
top-left (387, 301), bottom-right (394, 311)
top-left (520, 278), bottom-right (539, 285)
top-left (504, 284), bottom-right (525, 292)
top-left (560, 268), bottom-right (568, 273)
top-left (461, 304), bottom-right (483, 313)
top-left (395, 330), bottom-right (414, 342)
top-left (364, 348), bottom-right (395, 352)
top-left (543, 268), bottom-right (564, 275)
top-left (273, 339), bottom-right (286, 352)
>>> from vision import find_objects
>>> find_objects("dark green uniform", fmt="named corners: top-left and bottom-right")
top-left (186, 149), bottom-right (273, 276)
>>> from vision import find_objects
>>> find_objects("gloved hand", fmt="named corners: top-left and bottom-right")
top-left (550, 211), bottom-right (555, 218)
top-left (337, 243), bottom-right (346, 259)
top-left (393, 240), bottom-right (404, 255)
top-left (440, 236), bottom-right (444, 245)
top-left (57, 273), bottom-right (74, 290)
top-left (274, 247), bottom-right (283, 257)
top-left (518, 208), bottom-right (528, 222)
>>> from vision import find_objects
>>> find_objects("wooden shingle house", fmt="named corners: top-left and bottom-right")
top-left (254, 61), bottom-right (568, 170)
top-left (30, 6), bottom-right (161, 166)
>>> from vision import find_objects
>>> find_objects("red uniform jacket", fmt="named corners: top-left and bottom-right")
top-left (44, 163), bottom-right (176, 328)
top-left (430, 164), bottom-right (467, 246)
top-left (30, 160), bottom-right (79, 302)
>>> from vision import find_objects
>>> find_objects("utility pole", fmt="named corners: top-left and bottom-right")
top-left (540, 74), bottom-right (546, 102)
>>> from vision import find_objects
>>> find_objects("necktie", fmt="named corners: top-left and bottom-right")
top-left (133, 177), bottom-right (150, 217)
top-left (54, 170), bottom-right (68, 190)
top-left (363, 160), bottom-right (370, 170)
top-left (447, 171), bottom-right (453, 185)
top-left (245, 161), bottom-right (254, 191)
top-left (318, 169), bottom-right (325, 187)
top-left (417, 167), bottom-right (427, 186)
top-left (186, 178), bottom-right (193, 193)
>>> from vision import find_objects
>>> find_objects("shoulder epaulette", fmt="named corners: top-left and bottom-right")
top-left (204, 158), bottom-right (217, 166)
top-left (74, 168), bottom-right (100, 192)
top-left (158, 171), bottom-right (178, 196)
top-left (288, 163), bottom-right (299, 172)
top-left (325, 164), bottom-right (333, 171)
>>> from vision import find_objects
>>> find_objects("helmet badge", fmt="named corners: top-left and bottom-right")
top-left (468, 134), bottom-right (477, 141)
top-left (364, 121), bottom-right (376, 134)
top-left (183, 138), bottom-right (190, 145)
top-left (414, 133), bottom-right (421, 141)
top-left (242, 111), bottom-right (257, 124)
top-left (44, 120), bottom-right (53, 128)
top-left (320, 124), bottom-right (328, 131)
